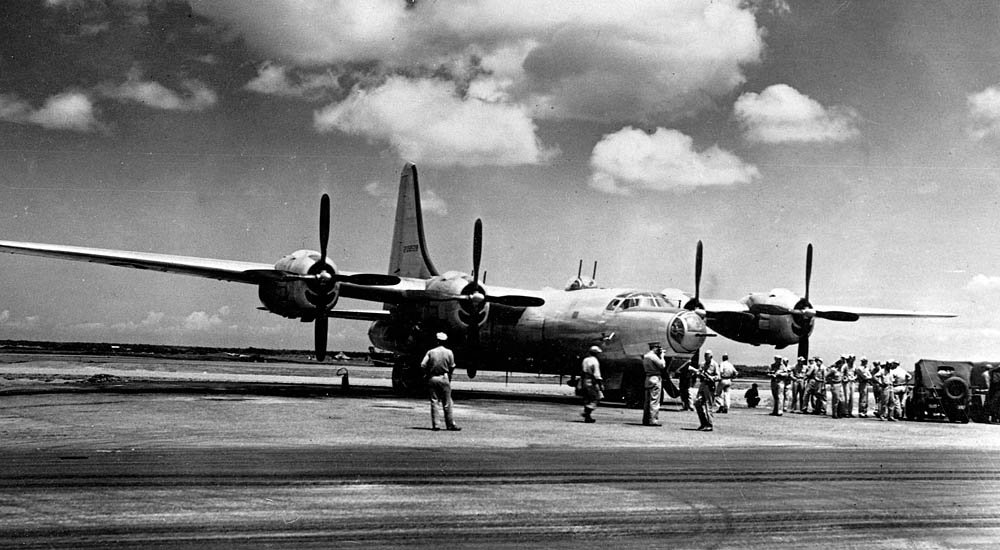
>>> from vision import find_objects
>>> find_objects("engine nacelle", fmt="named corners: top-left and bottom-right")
top-left (666, 310), bottom-right (708, 354)
top-left (425, 271), bottom-right (489, 332)
top-left (258, 249), bottom-right (339, 318)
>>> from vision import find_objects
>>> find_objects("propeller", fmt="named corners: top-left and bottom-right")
top-left (304, 194), bottom-right (401, 361)
top-left (683, 240), bottom-right (705, 314)
top-left (789, 243), bottom-right (859, 359)
top-left (683, 240), bottom-right (706, 375)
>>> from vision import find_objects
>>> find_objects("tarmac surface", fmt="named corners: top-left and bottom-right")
top-left (3, 354), bottom-right (1000, 549)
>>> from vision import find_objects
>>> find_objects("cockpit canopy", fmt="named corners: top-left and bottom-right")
top-left (606, 291), bottom-right (671, 311)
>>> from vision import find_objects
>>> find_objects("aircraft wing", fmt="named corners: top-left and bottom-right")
top-left (701, 299), bottom-right (750, 313)
top-left (324, 309), bottom-right (392, 321)
top-left (811, 305), bottom-right (956, 318)
top-left (0, 240), bottom-right (280, 284)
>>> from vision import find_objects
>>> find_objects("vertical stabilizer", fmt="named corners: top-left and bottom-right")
top-left (388, 163), bottom-right (438, 278)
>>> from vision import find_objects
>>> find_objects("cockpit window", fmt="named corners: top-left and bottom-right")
top-left (609, 292), bottom-right (670, 311)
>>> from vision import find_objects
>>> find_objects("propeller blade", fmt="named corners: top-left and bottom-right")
top-left (695, 240), bottom-right (703, 301)
top-left (815, 310), bottom-right (860, 322)
top-left (797, 337), bottom-right (809, 361)
top-left (487, 294), bottom-right (546, 308)
top-left (319, 194), bottom-right (330, 264)
top-left (684, 240), bottom-right (705, 311)
top-left (315, 315), bottom-right (328, 361)
top-left (338, 273), bottom-right (401, 286)
top-left (472, 218), bottom-right (483, 285)
top-left (804, 243), bottom-right (812, 302)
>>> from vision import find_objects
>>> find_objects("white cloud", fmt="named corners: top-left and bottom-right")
top-left (968, 86), bottom-right (1000, 140)
top-left (315, 76), bottom-right (551, 167)
top-left (193, 0), bottom-right (764, 123)
top-left (734, 84), bottom-right (860, 143)
top-left (103, 70), bottom-right (217, 111)
top-left (110, 310), bottom-right (165, 332)
top-left (244, 63), bottom-right (340, 99)
top-left (183, 311), bottom-right (224, 331)
top-left (589, 126), bottom-right (759, 194)
top-left (365, 180), bottom-right (448, 216)
top-left (0, 91), bottom-right (99, 132)
top-left (420, 189), bottom-right (449, 216)
top-left (966, 274), bottom-right (1000, 293)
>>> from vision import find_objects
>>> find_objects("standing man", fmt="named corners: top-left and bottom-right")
top-left (716, 353), bottom-right (738, 414)
top-left (642, 342), bottom-right (666, 426)
top-left (889, 360), bottom-right (910, 420)
top-left (579, 346), bottom-right (604, 423)
top-left (695, 350), bottom-right (720, 431)
top-left (790, 357), bottom-right (807, 413)
top-left (855, 357), bottom-right (871, 417)
top-left (678, 358), bottom-right (694, 411)
top-left (870, 361), bottom-right (884, 418)
top-left (877, 362), bottom-right (895, 421)
top-left (842, 355), bottom-right (857, 417)
top-left (827, 357), bottom-right (845, 419)
top-left (801, 357), bottom-right (817, 414)
top-left (768, 355), bottom-right (788, 416)
top-left (420, 332), bottom-right (461, 432)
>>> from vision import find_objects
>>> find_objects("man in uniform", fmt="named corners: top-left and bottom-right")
top-left (877, 361), bottom-right (896, 421)
top-left (889, 360), bottom-right (910, 420)
top-left (420, 332), bottom-right (461, 431)
top-left (842, 355), bottom-right (857, 417)
top-left (579, 346), bottom-right (604, 423)
top-left (811, 357), bottom-right (828, 415)
top-left (678, 358), bottom-right (694, 411)
top-left (790, 357), bottom-right (807, 413)
top-left (642, 342), bottom-right (666, 426)
top-left (767, 355), bottom-right (789, 416)
top-left (716, 353), bottom-right (738, 413)
top-left (855, 357), bottom-right (871, 417)
top-left (694, 350), bottom-right (720, 431)
top-left (870, 361), bottom-right (884, 418)
top-left (827, 356), bottom-right (845, 419)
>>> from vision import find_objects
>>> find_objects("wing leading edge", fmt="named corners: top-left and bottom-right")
top-left (0, 240), bottom-right (278, 284)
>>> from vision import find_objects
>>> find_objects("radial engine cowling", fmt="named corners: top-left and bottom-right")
top-left (258, 249), bottom-right (339, 318)
top-left (425, 271), bottom-right (489, 332)
top-left (666, 310), bottom-right (708, 354)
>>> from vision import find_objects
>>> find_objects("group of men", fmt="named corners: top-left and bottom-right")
top-left (766, 354), bottom-right (912, 420)
top-left (418, 330), bottom-right (914, 432)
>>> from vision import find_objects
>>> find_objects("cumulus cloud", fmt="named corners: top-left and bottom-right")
top-left (734, 84), bottom-right (860, 143)
top-left (0, 91), bottom-right (99, 132)
top-left (968, 86), bottom-right (1000, 140)
top-left (316, 76), bottom-right (550, 167)
top-left (102, 69), bottom-right (217, 111)
top-left (589, 127), bottom-right (759, 194)
top-left (193, 0), bottom-right (764, 124)
top-left (966, 274), bottom-right (1000, 293)
top-left (244, 63), bottom-right (340, 100)
top-left (366, 180), bottom-right (448, 216)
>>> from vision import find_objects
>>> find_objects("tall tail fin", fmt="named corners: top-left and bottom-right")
top-left (388, 163), bottom-right (438, 279)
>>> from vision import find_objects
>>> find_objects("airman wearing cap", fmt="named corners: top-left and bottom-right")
top-left (642, 342), bottom-right (666, 426)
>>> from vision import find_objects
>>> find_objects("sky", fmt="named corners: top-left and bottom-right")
top-left (2, 0), bottom-right (1000, 366)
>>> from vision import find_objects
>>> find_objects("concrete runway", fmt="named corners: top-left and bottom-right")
top-left (3, 355), bottom-right (1000, 549)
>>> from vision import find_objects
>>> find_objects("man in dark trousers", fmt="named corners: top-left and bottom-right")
top-left (420, 332), bottom-right (461, 431)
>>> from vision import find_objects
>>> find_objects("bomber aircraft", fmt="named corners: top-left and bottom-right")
top-left (0, 163), bottom-right (710, 404)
